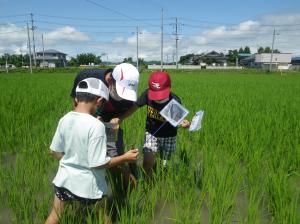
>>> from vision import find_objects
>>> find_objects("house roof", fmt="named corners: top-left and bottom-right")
top-left (238, 53), bottom-right (252, 57)
top-left (292, 56), bottom-right (300, 61)
top-left (36, 49), bottom-right (67, 55)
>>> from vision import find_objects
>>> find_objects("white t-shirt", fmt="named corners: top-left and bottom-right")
top-left (50, 111), bottom-right (111, 199)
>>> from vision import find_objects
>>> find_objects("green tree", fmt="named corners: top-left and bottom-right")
top-left (244, 46), bottom-right (251, 54)
top-left (228, 49), bottom-right (239, 63)
top-left (264, 47), bottom-right (272, 53)
top-left (257, 47), bottom-right (280, 54)
top-left (76, 53), bottom-right (101, 65)
top-left (123, 57), bottom-right (133, 64)
top-left (179, 54), bottom-right (195, 64)
top-left (0, 53), bottom-right (29, 67)
top-left (258, 47), bottom-right (264, 54)
top-left (68, 57), bottom-right (78, 66)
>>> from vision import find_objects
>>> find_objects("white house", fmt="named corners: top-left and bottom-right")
top-left (240, 53), bottom-right (292, 70)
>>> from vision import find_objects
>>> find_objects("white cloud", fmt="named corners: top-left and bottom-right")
top-left (0, 23), bottom-right (27, 54)
top-left (44, 26), bottom-right (89, 44)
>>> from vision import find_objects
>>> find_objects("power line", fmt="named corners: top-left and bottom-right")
top-left (178, 17), bottom-right (300, 27)
top-left (0, 29), bottom-right (27, 35)
top-left (0, 14), bottom-right (28, 18)
top-left (84, 0), bottom-right (158, 27)
top-left (35, 13), bottom-right (168, 21)
top-left (35, 20), bottom-right (156, 28)
top-left (85, 0), bottom-right (141, 22)
top-left (0, 21), bottom-right (27, 25)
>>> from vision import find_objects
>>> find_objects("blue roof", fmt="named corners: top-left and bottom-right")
top-left (238, 53), bottom-right (253, 57)
top-left (292, 56), bottom-right (300, 60)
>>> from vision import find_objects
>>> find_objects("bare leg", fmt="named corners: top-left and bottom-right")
top-left (143, 152), bottom-right (156, 179)
top-left (45, 195), bottom-right (68, 224)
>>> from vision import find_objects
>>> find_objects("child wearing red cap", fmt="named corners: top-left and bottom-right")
top-left (116, 71), bottom-right (190, 178)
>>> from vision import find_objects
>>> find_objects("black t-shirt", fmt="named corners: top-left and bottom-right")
top-left (70, 69), bottom-right (110, 98)
top-left (71, 68), bottom-right (133, 122)
top-left (96, 97), bottom-right (134, 122)
top-left (135, 89), bottom-right (181, 137)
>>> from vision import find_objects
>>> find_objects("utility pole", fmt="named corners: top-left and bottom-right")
top-left (42, 34), bottom-right (45, 68)
top-left (160, 8), bottom-right (164, 71)
top-left (136, 25), bottom-right (139, 70)
top-left (269, 28), bottom-right (276, 72)
top-left (172, 52), bottom-right (175, 65)
top-left (30, 13), bottom-right (37, 67)
top-left (175, 17), bottom-right (179, 69)
top-left (20, 48), bottom-right (23, 67)
top-left (27, 22), bottom-right (32, 74)
top-left (5, 53), bottom-right (8, 73)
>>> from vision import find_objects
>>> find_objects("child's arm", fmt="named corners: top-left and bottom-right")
top-left (110, 89), bottom-right (148, 125)
top-left (49, 150), bottom-right (64, 160)
top-left (110, 105), bottom-right (139, 125)
top-left (93, 149), bottom-right (138, 169)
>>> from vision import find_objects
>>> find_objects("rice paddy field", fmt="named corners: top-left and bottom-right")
top-left (0, 68), bottom-right (299, 224)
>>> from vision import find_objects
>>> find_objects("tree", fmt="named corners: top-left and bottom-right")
top-left (0, 53), bottom-right (30, 67)
top-left (123, 57), bottom-right (133, 64)
top-left (228, 49), bottom-right (239, 63)
top-left (179, 54), bottom-right (195, 64)
top-left (244, 46), bottom-right (251, 54)
top-left (257, 47), bottom-right (280, 54)
top-left (68, 57), bottom-right (78, 66)
top-left (264, 47), bottom-right (272, 53)
top-left (76, 53), bottom-right (101, 65)
top-left (258, 47), bottom-right (264, 54)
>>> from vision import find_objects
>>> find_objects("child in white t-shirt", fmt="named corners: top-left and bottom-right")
top-left (45, 78), bottom-right (138, 224)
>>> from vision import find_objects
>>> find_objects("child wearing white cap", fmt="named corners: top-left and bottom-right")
top-left (45, 78), bottom-right (138, 224)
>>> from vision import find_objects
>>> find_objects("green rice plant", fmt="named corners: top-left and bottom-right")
top-left (0, 69), bottom-right (299, 223)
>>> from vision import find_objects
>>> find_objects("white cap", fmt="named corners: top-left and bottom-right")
top-left (112, 63), bottom-right (140, 101)
top-left (75, 78), bottom-right (109, 101)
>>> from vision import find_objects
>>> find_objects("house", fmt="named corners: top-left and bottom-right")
top-left (36, 49), bottom-right (67, 68)
top-left (240, 53), bottom-right (292, 70)
top-left (291, 56), bottom-right (300, 70)
top-left (184, 51), bottom-right (228, 66)
top-left (291, 56), bottom-right (300, 65)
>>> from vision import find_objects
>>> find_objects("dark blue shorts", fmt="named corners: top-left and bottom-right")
top-left (54, 185), bottom-right (100, 205)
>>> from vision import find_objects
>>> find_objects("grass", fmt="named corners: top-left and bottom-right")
top-left (0, 68), bottom-right (299, 223)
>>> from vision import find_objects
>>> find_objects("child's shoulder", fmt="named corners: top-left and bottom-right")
top-left (170, 92), bottom-right (181, 103)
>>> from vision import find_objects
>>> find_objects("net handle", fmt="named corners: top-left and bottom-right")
top-left (145, 121), bottom-right (167, 143)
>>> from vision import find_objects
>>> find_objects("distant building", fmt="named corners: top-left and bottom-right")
top-left (238, 53), bottom-right (252, 62)
top-left (291, 56), bottom-right (300, 70)
top-left (291, 56), bottom-right (300, 65)
top-left (185, 51), bottom-right (228, 66)
top-left (240, 53), bottom-right (292, 70)
top-left (36, 49), bottom-right (67, 68)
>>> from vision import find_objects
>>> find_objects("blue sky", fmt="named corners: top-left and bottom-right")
top-left (1, 0), bottom-right (300, 61)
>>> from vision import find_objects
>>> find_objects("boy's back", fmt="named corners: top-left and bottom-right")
top-left (50, 111), bottom-right (110, 199)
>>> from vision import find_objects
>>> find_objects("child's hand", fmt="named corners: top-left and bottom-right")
top-left (181, 119), bottom-right (190, 128)
top-left (124, 149), bottom-right (139, 162)
top-left (110, 118), bottom-right (122, 128)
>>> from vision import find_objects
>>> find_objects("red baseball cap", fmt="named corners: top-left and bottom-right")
top-left (148, 71), bottom-right (171, 100)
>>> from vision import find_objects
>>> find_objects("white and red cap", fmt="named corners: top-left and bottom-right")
top-left (112, 63), bottom-right (140, 101)
top-left (148, 71), bottom-right (171, 100)
top-left (76, 77), bottom-right (109, 101)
